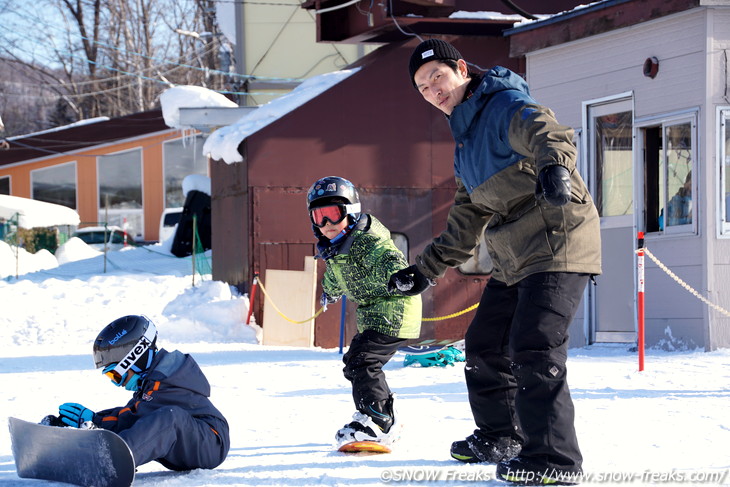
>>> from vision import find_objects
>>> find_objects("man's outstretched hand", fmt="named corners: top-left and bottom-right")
top-left (387, 265), bottom-right (435, 296)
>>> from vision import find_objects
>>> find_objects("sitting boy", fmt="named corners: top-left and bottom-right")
top-left (44, 315), bottom-right (230, 471)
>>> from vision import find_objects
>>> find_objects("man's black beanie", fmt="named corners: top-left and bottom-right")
top-left (408, 39), bottom-right (463, 88)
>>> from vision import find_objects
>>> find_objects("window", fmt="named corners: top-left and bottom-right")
top-left (640, 115), bottom-right (696, 235)
top-left (0, 176), bottom-right (9, 195)
top-left (98, 149), bottom-right (143, 237)
top-left (163, 136), bottom-right (208, 208)
top-left (594, 110), bottom-right (633, 218)
top-left (720, 108), bottom-right (730, 235)
top-left (391, 232), bottom-right (409, 262)
top-left (31, 162), bottom-right (77, 208)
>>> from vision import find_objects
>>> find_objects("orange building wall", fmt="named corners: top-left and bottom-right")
top-left (0, 130), bottom-right (182, 242)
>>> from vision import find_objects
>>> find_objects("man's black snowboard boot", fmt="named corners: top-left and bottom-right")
top-left (450, 432), bottom-right (521, 464)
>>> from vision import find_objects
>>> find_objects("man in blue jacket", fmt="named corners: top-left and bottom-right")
top-left (49, 315), bottom-right (230, 471)
top-left (389, 39), bottom-right (601, 485)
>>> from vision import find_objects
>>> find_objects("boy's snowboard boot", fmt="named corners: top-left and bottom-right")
top-left (450, 431), bottom-right (521, 464)
top-left (336, 395), bottom-right (398, 445)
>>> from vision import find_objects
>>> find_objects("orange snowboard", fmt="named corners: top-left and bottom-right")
top-left (338, 441), bottom-right (391, 454)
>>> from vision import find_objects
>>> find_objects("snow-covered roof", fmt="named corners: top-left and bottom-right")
top-left (159, 85), bottom-right (239, 130)
top-left (202, 68), bottom-right (360, 164)
top-left (507, 1), bottom-right (605, 32)
top-left (0, 194), bottom-right (80, 229)
top-left (6, 117), bottom-right (110, 141)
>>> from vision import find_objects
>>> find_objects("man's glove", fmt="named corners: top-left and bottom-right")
top-left (387, 265), bottom-right (436, 296)
top-left (536, 165), bottom-right (571, 206)
top-left (320, 292), bottom-right (340, 311)
top-left (58, 403), bottom-right (94, 428)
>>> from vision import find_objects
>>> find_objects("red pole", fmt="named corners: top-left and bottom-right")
top-left (246, 272), bottom-right (259, 325)
top-left (637, 232), bottom-right (645, 372)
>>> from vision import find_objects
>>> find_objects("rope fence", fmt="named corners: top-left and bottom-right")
top-left (254, 276), bottom-right (479, 324)
top-left (256, 278), bottom-right (325, 324)
top-left (638, 247), bottom-right (730, 318)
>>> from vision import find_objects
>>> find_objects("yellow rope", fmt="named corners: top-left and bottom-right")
top-left (256, 279), bottom-right (325, 324)
top-left (423, 302), bottom-right (479, 321)
top-left (256, 277), bottom-right (478, 323)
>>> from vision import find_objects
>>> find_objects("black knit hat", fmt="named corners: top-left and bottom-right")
top-left (408, 39), bottom-right (463, 88)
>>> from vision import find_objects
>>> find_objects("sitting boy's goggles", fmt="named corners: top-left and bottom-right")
top-left (103, 363), bottom-right (125, 385)
top-left (101, 322), bottom-right (156, 385)
top-left (309, 203), bottom-right (360, 228)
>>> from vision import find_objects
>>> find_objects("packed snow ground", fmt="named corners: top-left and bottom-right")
top-left (1, 241), bottom-right (730, 486)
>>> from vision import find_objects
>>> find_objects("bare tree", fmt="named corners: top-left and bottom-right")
top-left (0, 0), bottom-right (231, 135)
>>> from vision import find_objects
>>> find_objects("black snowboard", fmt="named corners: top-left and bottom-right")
top-left (8, 417), bottom-right (135, 487)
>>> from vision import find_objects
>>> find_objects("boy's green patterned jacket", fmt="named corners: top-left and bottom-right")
top-left (321, 215), bottom-right (422, 339)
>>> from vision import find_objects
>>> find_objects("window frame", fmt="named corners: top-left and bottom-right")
top-left (635, 109), bottom-right (699, 237)
top-left (582, 93), bottom-right (634, 230)
top-left (162, 135), bottom-right (209, 209)
top-left (30, 161), bottom-right (78, 209)
top-left (718, 107), bottom-right (730, 237)
top-left (0, 175), bottom-right (10, 195)
top-left (97, 147), bottom-right (144, 236)
top-left (390, 232), bottom-right (409, 263)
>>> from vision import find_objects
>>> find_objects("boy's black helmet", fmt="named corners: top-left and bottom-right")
top-left (92, 315), bottom-right (158, 374)
top-left (306, 176), bottom-right (361, 218)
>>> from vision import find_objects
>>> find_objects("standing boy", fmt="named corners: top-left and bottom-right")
top-left (307, 176), bottom-right (422, 447)
top-left (46, 315), bottom-right (230, 471)
top-left (389, 39), bottom-right (601, 484)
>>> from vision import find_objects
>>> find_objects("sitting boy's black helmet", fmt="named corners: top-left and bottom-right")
top-left (307, 176), bottom-right (361, 219)
top-left (92, 315), bottom-right (158, 374)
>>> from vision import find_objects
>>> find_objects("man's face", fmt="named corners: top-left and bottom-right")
top-left (413, 59), bottom-right (470, 116)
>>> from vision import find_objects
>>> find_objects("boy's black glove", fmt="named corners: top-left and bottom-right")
top-left (536, 165), bottom-right (571, 206)
top-left (387, 265), bottom-right (436, 296)
top-left (320, 292), bottom-right (340, 311)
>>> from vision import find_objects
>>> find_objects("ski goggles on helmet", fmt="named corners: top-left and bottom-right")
top-left (103, 363), bottom-right (126, 385)
top-left (103, 322), bottom-right (157, 384)
top-left (309, 203), bottom-right (360, 228)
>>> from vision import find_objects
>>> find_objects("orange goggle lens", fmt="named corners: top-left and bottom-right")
top-left (310, 205), bottom-right (346, 228)
top-left (103, 364), bottom-right (124, 385)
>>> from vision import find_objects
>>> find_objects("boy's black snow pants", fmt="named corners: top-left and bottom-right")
top-left (464, 271), bottom-right (588, 473)
top-left (118, 406), bottom-right (229, 471)
top-left (343, 329), bottom-right (405, 411)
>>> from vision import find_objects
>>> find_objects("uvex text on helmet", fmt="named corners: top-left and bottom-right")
top-left (92, 315), bottom-right (158, 371)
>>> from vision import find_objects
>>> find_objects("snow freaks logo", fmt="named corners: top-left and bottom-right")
top-left (378, 468), bottom-right (730, 484)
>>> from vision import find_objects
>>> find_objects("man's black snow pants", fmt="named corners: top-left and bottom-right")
top-left (464, 271), bottom-right (589, 473)
top-left (119, 406), bottom-right (229, 471)
top-left (343, 329), bottom-right (405, 411)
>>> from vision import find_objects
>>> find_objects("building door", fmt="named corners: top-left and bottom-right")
top-left (586, 97), bottom-right (636, 343)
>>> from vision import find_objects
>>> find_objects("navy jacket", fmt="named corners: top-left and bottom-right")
top-left (93, 349), bottom-right (229, 451)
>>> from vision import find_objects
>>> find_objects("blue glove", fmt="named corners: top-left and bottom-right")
top-left (536, 165), bottom-right (572, 206)
top-left (387, 265), bottom-right (436, 296)
top-left (58, 403), bottom-right (94, 428)
top-left (320, 292), bottom-right (340, 311)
